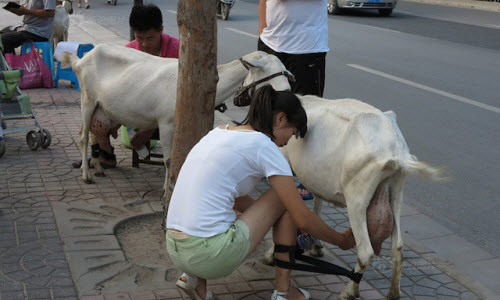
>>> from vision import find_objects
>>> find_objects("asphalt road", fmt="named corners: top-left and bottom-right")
top-left (76, 0), bottom-right (500, 257)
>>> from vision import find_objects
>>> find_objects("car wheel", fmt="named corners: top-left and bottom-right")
top-left (221, 2), bottom-right (230, 20)
top-left (379, 8), bottom-right (393, 16)
top-left (327, 0), bottom-right (342, 15)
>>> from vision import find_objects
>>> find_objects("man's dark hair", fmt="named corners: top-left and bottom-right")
top-left (129, 4), bottom-right (163, 32)
top-left (241, 85), bottom-right (307, 139)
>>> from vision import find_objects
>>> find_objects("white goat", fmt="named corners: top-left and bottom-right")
top-left (52, 0), bottom-right (73, 51)
top-left (266, 95), bottom-right (447, 300)
top-left (61, 44), bottom-right (292, 196)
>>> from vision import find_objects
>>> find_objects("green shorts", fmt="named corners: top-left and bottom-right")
top-left (166, 220), bottom-right (251, 280)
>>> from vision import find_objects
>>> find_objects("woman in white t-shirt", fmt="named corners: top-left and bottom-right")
top-left (166, 85), bottom-right (355, 300)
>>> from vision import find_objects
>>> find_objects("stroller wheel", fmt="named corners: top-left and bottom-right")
top-left (26, 130), bottom-right (42, 150)
top-left (0, 140), bottom-right (5, 157)
top-left (40, 129), bottom-right (52, 148)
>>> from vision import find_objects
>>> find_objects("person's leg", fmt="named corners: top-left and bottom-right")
top-left (2, 30), bottom-right (48, 54)
top-left (273, 212), bottom-right (308, 300)
top-left (286, 52), bottom-right (326, 97)
top-left (238, 189), bottom-right (307, 300)
top-left (1, 30), bottom-right (24, 54)
top-left (0, 26), bottom-right (15, 35)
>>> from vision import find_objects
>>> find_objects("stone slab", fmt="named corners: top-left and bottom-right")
top-left (63, 235), bottom-right (121, 251)
top-left (52, 201), bottom-right (154, 237)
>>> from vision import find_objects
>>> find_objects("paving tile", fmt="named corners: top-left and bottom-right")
top-left (293, 276), bottom-right (321, 287)
top-left (437, 286), bottom-right (460, 296)
top-left (51, 286), bottom-right (78, 298)
top-left (26, 288), bottom-right (52, 299)
top-left (128, 290), bottom-right (156, 299)
top-left (325, 283), bottom-right (346, 293)
top-left (412, 285), bottom-right (437, 297)
top-left (81, 296), bottom-right (105, 300)
top-left (1, 290), bottom-right (26, 300)
top-left (308, 288), bottom-right (332, 299)
top-left (227, 282), bottom-right (253, 293)
top-left (360, 289), bottom-right (384, 300)
top-left (104, 292), bottom-right (132, 300)
top-left (248, 280), bottom-right (274, 291)
top-left (154, 289), bottom-right (181, 299)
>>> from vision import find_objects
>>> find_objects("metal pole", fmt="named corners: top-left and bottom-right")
top-left (129, 0), bottom-right (144, 41)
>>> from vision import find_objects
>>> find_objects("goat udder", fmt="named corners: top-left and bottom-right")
top-left (366, 180), bottom-right (393, 256)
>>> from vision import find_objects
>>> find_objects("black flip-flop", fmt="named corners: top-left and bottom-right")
top-left (297, 183), bottom-right (314, 200)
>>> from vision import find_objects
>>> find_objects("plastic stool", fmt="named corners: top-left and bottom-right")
top-left (21, 41), bottom-right (55, 82)
top-left (54, 43), bottom-right (94, 90)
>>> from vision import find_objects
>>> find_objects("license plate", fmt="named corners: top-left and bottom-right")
top-left (368, 0), bottom-right (383, 3)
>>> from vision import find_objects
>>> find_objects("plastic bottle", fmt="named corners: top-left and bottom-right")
top-left (127, 128), bottom-right (136, 139)
top-left (136, 145), bottom-right (150, 159)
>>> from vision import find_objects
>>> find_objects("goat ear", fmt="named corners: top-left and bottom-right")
top-left (240, 59), bottom-right (266, 69)
top-left (286, 70), bottom-right (296, 82)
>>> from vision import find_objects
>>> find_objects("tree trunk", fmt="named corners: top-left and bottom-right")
top-left (129, 0), bottom-right (144, 41)
top-left (164, 0), bottom-right (218, 207)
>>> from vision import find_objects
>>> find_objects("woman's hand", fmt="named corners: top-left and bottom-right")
top-left (338, 228), bottom-right (356, 250)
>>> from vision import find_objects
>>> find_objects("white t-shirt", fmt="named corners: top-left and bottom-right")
top-left (260, 0), bottom-right (329, 54)
top-left (18, 0), bottom-right (56, 39)
top-left (166, 127), bottom-right (293, 237)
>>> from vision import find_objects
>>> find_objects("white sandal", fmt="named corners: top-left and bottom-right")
top-left (271, 285), bottom-right (310, 300)
top-left (176, 273), bottom-right (214, 300)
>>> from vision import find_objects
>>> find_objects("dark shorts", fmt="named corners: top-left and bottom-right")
top-left (258, 38), bottom-right (326, 97)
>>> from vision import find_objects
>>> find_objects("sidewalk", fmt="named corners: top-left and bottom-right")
top-left (0, 7), bottom-right (496, 300)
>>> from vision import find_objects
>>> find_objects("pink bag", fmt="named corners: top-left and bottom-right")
top-left (5, 41), bottom-right (53, 89)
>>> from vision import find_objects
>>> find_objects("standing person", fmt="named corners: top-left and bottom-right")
top-left (0, 0), bottom-right (56, 54)
top-left (258, 0), bottom-right (328, 200)
top-left (77, 0), bottom-right (89, 9)
top-left (72, 4), bottom-right (179, 169)
top-left (166, 85), bottom-right (355, 300)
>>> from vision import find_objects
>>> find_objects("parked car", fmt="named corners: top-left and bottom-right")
top-left (327, 0), bottom-right (396, 16)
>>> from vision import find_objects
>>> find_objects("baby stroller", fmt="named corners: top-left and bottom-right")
top-left (0, 36), bottom-right (52, 158)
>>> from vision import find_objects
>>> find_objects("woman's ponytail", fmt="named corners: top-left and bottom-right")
top-left (240, 85), bottom-right (307, 139)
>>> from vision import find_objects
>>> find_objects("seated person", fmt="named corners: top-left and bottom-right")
top-left (1, 0), bottom-right (56, 54)
top-left (125, 4), bottom-right (179, 156)
top-left (73, 4), bottom-right (179, 169)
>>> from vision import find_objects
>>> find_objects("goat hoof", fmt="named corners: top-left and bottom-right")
top-left (94, 172), bottom-right (105, 177)
top-left (338, 291), bottom-right (356, 300)
top-left (82, 176), bottom-right (93, 184)
top-left (309, 245), bottom-right (324, 257)
top-left (386, 290), bottom-right (401, 300)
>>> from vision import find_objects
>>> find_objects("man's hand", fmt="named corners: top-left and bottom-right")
top-left (338, 228), bottom-right (356, 250)
top-left (9, 6), bottom-right (26, 16)
top-left (130, 129), bottom-right (155, 150)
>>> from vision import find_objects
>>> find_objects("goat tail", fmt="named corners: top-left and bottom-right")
top-left (59, 52), bottom-right (79, 68)
top-left (403, 156), bottom-right (451, 182)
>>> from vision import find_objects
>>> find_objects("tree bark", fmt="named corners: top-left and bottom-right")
top-left (164, 0), bottom-right (218, 206)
